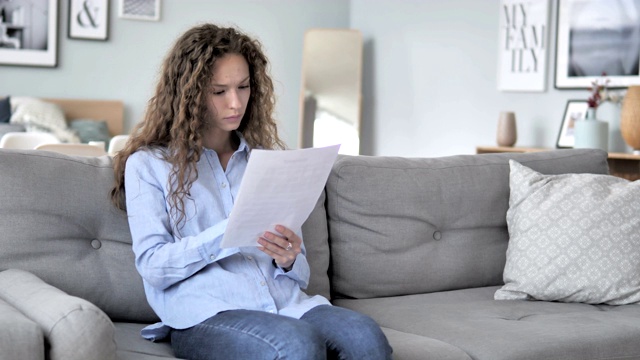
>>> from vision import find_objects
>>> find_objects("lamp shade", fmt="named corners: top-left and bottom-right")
top-left (620, 86), bottom-right (640, 153)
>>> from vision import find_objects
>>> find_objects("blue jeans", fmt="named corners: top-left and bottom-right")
top-left (170, 305), bottom-right (392, 360)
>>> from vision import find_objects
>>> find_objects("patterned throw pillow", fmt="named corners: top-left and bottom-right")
top-left (495, 160), bottom-right (640, 305)
top-left (10, 99), bottom-right (80, 143)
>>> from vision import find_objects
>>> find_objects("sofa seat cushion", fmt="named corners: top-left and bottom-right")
top-left (379, 327), bottom-right (471, 360)
top-left (334, 286), bottom-right (640, 360)
top-left (0, 297), bottom-right (44, 360)
top-left (114, 323), bottom-right (180, 360)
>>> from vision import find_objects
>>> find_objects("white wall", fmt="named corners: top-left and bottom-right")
top-left (352, 0), bottom-right (606, 157)
top-left (0, 0), bottom-right (349, 147)
top-left (2, 0), bottom-right (624, 156)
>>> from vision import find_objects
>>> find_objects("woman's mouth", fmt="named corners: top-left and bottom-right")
top-left (225, 114), bottom-right (242, 122)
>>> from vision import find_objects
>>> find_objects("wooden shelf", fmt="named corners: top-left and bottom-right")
top-left (476, 146), bottom-right (551, 154)
top-left (476, 146), bottom-right (640, 181)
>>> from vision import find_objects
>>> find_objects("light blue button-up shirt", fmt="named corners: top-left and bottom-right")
top-left (124, 133), bottom-right (330, 340)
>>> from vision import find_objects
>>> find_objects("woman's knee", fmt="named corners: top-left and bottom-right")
top-left (338, 310), bottom-right (392, 357)
top-left (302, 305), bottom-right (392, 359)
top-left (278, 321), bottom-right (326, 359)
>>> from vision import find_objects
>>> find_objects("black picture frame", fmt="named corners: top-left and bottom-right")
top-left (0, 0), bottom-right (59, 67)
top-left (554, 0), bottom-right (640, 89)
top-left (557, 100), bottom-right (589, 148)
top-left (68, 0), bottom-right (109, 41)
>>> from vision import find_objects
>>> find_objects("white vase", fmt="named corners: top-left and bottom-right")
top-left (574, 108), bottom-right (609, 151)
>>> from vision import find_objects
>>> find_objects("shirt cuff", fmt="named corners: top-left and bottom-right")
top-left (197, 219), bottom-right (239, 263)
top-left (273, 253), bottom-right (308, 288)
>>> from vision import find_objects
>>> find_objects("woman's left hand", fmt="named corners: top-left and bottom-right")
top-left (258, 225), bottom-right (300, 270)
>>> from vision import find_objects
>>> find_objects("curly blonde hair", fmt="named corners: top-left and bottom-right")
top-left (111, 23), bottom-right (286, 229)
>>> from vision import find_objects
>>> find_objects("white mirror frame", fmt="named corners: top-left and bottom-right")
top-left (298, 28), bottom-right (363, 155)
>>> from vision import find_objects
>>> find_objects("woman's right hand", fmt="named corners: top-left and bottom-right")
top-left (258, 225), bottom-right (300, 270)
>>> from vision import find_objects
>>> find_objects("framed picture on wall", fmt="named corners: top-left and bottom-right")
top-left (68, 0), bottom-right (109, 41)
top-left (555, 0), bottom-right (640, 89)
top-left (118, 0), bottom-right (160, 21)
top-left (0, 0), bottom-right (58, 67)
top-left (557, 100), bottom-right (589, 148)
top-left (497, 0), bottom-right (550, 92)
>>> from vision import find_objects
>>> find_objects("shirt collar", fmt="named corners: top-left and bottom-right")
top-left (235, 131), bottom-right (250, 153)
top-left (202, 131), bottom-right (250, 154)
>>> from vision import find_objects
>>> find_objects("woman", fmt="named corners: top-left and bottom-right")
top-left (111, 23), bottom-right (392, 360)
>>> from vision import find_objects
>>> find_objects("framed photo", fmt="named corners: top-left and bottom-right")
top-left (497, 0), bottom-right (550, 92)
top-left (118, 0), bottom-right (160, 21)
top-left (68, 0), bottom-right (109, 41)
top-left (0, 0), bottom-right (58, 67)
top-left (557, 100), bottom-right (589, 148)
top-left (555, 0), bottom-right (640, 89)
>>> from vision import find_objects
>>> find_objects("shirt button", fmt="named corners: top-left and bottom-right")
top-left (260, 281), bottom-right (266, 286)
top-left (210, 255), bottom-right (215, 261)
top-left (268, 310), bottom-right (276, 314)
top-left (247, 256), bottom-right (253, 261)
top-left (221, 183), bottom-right (227, 188)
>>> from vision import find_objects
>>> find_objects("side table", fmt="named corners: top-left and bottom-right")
top-left (476, 146), bottom-right (640, 181)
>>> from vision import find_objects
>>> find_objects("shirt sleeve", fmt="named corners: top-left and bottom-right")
top-left (125, 152), bottom-right (239, 290)
top-left (274, 236), bottom-right (311, 289)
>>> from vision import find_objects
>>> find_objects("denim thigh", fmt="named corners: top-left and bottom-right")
top-left (171, 309), bottom-right (326, 360)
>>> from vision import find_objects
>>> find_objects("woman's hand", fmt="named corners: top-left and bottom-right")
top-left (258, 225), bottom-right (300, 271)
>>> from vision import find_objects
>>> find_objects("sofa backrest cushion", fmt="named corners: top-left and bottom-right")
top-left (0, 149), bottom-right (158, 322)
top-left (301, 190), bottom-right (331, 300)
top-left (314, 149), bottom-right (609, 299)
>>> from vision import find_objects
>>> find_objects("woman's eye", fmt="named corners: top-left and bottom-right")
top-left (212, 90), bottom-right (225, 95)
top-left (239, 85), bottom-right (250, 90)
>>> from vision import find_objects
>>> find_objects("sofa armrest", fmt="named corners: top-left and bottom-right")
top-left (0, 269), bottom-right (116, 360)
top-left (0, 297), bottom-right (44, 359)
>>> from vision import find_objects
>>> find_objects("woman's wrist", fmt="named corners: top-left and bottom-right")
top-left (272, 259), bottom-right (294, 272)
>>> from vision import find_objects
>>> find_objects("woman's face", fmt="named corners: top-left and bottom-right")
top-left (205, 53), bottom-right (251, 137)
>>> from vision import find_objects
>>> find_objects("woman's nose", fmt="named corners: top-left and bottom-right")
top-left (228, 91), bottom-right (241, 109)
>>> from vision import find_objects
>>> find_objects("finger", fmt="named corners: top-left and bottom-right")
top-left (258, 235), bottom-right (290, 255)
top-left (274, 226), bottom-right (302, 251)
top-left (259, 244), bottom-right (295, 261)
top-left (259, 244), bottom-right (297, 266)
top-left (275, 225), bottom-right (298, 243)
top-left (258, 235), bottom-right (301, 257)
top-left (262, 231), bottom-right (293, 251)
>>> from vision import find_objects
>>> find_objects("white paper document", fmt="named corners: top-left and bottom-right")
top-left (220, 144), bottom-right (340, 248)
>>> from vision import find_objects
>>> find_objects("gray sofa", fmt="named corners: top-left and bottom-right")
top-left (1, 147), bottom-right (639, 360)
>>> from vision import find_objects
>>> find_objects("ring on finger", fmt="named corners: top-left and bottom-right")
top-left (285, 242), bottom-right (293, 251)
